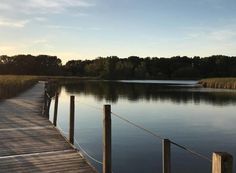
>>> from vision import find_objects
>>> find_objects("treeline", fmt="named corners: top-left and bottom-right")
top-left (0, 55), bottom-right (62, 75)
top-left (1, 54), bottom-right (236, 79)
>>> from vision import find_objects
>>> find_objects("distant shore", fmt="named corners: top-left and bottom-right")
top-left (1, 75), bottom-right (236, 100)
top-left (199, 78), bottom-right (236, 89)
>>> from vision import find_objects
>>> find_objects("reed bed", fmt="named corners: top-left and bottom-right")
top-left (0, 75), bottom-right (39, 99)
top-left (199, 78), bottom-right (236, 89)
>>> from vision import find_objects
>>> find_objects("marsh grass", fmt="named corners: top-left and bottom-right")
top-left (199, 78), bottom-right (236, 89)
top-left (0, 75), bottom-right (39, 99)
top-left (0, 75), bottom-right (95, 99)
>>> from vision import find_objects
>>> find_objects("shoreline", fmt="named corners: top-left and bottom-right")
top-left (1, 75), bottom-right (236, 99)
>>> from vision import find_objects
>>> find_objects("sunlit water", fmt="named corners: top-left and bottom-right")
top-left (49, 80), bottom-right (236, 173)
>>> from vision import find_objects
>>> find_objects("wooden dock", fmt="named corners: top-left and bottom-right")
top-left (0, 82), bottom-right (97, 173)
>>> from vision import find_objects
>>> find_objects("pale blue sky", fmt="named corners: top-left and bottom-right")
top-left (0, 0), bottom-right (236, 63)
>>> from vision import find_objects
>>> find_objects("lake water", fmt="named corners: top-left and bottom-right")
top-left (49, 80), bottom-right (236, 173)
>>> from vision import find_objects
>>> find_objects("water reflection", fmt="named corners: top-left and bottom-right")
top-left (61, 81), bottom-right (236, 106)
top-left (50, 80), bottom-right (236, 173)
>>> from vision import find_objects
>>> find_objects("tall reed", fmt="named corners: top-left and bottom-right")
top-left (0, 75), bottom-right (39, 99)
top-left (199, 78), bottom-right (236, 89)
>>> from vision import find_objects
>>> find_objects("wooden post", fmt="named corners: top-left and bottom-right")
top-left (69, 96), bottom-right (75, 145)
top-left (43, 82), bottom-right (49, 117)
top-left (53, 92), bottom-right (59, 126)
top-left (46, 97), bottom-right (51, 119)
top-left (43, 90), bottom-right (47, 116)
top-left (103, 105), bottom-right (112, 173)
top-left (212, 152), bottom-right (233, 173)
top-left (162, 139), bottom-right (171, 173)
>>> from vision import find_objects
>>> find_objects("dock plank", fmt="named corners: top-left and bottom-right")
top-left (0, 82), bottom-right (97, 173)
top-left (0, 150), bottom-right (96, 173)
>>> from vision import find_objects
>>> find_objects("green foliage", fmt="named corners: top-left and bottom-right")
top-left (0, 55), bottom-right (61, 75)
top-left (1, 54), bottom-right (236, 79)
top-left (63, 55), bottom-right (236, 79)
top-left (172, 67), bottom-right (200, 79)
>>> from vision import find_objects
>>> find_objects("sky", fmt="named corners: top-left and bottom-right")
top-left (0, 0), bottom-right (236, 63)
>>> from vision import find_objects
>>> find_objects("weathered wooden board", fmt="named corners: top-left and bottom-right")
top-left (0, 150), bottom-right (96, 173)
top-left (0, 82), bottom-right (97, 173)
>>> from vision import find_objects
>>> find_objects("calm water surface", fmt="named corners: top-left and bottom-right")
top-left (49, 80), bottom-right (236, 173)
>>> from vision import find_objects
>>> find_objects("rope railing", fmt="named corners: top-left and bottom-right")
top-left (111, 111), bottom-right (164, 140)
top-left (111, 111), bottom-right (211, 162)
top-left (48, 90), bottom-right (233, 173)
top-left (56, 120), bottom-right (103, 165)
top-left (55, 98), bottom-right (212, 163)
top-left (57, 122), bottom-right (69, 136)
top-left (56, 116), bottom-right (115, 171)
top-left (44, 88), bottom-right (51, 98)
top-left (73, 101), bottom-right (212, 162)
top-left (170, 141), bottom-right (211, 162)
top-left (73, 138), bottom-right (116, 173)
top-left (75, 101), bottom-right (211, 162)
top-left (43, 89), bottom-right (51, 118)
top-left (75, 100), bottom-right (102, 111)
top-left (46, 93), bottom-right (51, 99)
top-left (74, 100), bottom-right (212, 163)
top-left (46, 83), bottom-right (234, 173)
top-left (73, 137), bottom-right (103, 165)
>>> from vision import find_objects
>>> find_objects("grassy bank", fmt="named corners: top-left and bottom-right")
top-left (199, 78), bottom-right (236, 89)
top-left (0, 75), bottom-right (39, 99)
top-left (0, 75), bottom-right (96, 99)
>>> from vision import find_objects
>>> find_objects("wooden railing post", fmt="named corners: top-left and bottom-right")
top-left (69, 96), bottom-right (75, 145)
top-left (162, 139), bottom-right (171, 173)
top-left (53, 92), bottom-right (59, 126)
top-left (46, 97), bottom-right (51, 119)
top-left (212, 152), bottom-right (233, 173)
top-left (103, 105), bottom-right (112, 173)
top-left (43, 82), bottom-right (48, 116)
top-left (43, 89), bottom-right (47, 116)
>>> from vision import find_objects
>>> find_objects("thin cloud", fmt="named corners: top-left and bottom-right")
top-left (33, 39), bottom-right (49, 44)
top-left (0, 3), bottom-right (10, 10)
top-left (46, 25), bottom-right (102, 31)
top-left (208, 30), bottom-right (236, 41)
top-left (0, 0), bottom-right (95, 14)
top-left (89, 27), bottom-right (102, 31)
top-left (32, 39), bottom-right (54, 49)
top-left (182, 25), bottom-right (236, 41)
top-left (0, 17), bottom-right (29, 28)
top-left (47, 25), bottom-right (83, 30)
top-left (0, 0), bottom-right (95, 29)
top-left (0, 45), bottom-right (16, 52)
top-left (73, 12), bottom-right (89, 17)
top-left (34, 17), bottom-right (47, 22)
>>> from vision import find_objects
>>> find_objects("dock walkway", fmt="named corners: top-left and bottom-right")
top-left (0, 82), bottom-right (97, 173)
